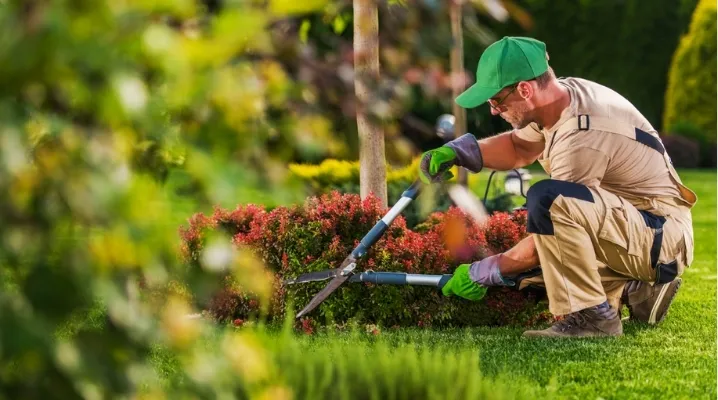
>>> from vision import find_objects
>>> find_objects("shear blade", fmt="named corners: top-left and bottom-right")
top-left (295, 255), bottom-right (356, 319)
top-left (284, 269), bottom-right (339, 285)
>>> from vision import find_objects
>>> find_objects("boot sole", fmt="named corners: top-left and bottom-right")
top-left (647, 278), bottom-right (682, 325)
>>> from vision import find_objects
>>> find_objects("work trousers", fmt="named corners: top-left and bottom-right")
top-left (518, 180), bottom-right (693, 316)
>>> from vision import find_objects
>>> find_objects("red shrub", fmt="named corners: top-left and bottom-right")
top-left (178, 191), bottom-right (547, 329)
top-left (450, 286), bottom-right (552, 327)
top-left (300, 318), bottom-right (316, 335)
top-left (178, 212), bottom-right (217, 262)
top-left (212, 204), bottom-right (266, 239)
top-left (207, 284), bottom-right (241, 322)
top-left (484, 212), bottom-right (524, 255)
top-left (305, 191), bottom-right (387, 233)
top-left (206, 274), bottom-right (286, 323)
top-left (510, 209), bottom-right (528, 239)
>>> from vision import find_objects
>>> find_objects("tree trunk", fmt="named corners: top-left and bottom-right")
top-left (450, 0), bottom-right (468, 186)
top-left (354, 0), bottom-right (387, 207)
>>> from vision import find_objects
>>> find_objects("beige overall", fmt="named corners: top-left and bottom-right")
top-left (514, 78), bottom-right (696, 316)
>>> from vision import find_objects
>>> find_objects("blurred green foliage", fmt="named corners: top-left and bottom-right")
top-left (663, 0), bottom-right (717, 152)
top-left (0, 1), bottom-right (536, 397)
top-left (0, 0), bottom-right (338, 397)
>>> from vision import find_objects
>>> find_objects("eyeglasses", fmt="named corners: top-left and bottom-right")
top-left (487, 84), bottom-right (518, 111)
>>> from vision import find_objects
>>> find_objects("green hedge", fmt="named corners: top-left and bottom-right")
top-left (663, 0), bottom-right (717, 149)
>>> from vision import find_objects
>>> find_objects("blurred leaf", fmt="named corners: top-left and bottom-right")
top-left (269, 0), bottom-right (329, 16)
top-left (123, 0), bottom-right (198, 18)
top-left (333, 13), bottom-right (348, 35)
top-left (299, 19), bottom-right (311, 43)
top-left (500, 0), bottom-right (535, 31)
top-left (470, 0), bottom-right (509, 21)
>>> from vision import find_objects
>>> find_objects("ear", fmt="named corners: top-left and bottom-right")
top-left (516, 81), bottom-right (535, 100)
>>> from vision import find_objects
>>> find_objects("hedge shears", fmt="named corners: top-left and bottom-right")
top-left (293, 176), bottom-right (492, 318)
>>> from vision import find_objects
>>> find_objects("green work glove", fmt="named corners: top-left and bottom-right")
top-left (441, 264), bottom-right (488, 301)
top-left (419, 146), bottom-right (457, 184)
top-left (418, 133), bottom-right (484, 184)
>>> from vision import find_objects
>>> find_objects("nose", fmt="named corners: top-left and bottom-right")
top-left (490, 106), bottom-right (502, 116)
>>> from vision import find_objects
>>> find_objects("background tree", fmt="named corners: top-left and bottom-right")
top-left (355, 0), bottom-right (388, 206)
top-left (662, 0), bottom-right (717, 168)
top-left (451, 0), bottom-right (469, 186)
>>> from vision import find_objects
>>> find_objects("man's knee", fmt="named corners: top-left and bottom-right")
top-left (526, 179), bottom-right (594, 235)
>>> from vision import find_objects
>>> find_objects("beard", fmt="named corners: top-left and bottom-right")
top-left (500, 103), bottom-right (532, 129)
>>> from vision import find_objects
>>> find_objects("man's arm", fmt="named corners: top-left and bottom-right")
top-left (478, 131), bottom-right (544, 171)
top-left (498, 235), bottom-right (540, 276)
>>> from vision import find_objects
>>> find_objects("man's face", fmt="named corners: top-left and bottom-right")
top-left (487, 83), bottom-right (533, 129)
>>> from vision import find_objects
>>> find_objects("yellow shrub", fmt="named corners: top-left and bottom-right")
top-left (663, 0), bottom-right (717, 141)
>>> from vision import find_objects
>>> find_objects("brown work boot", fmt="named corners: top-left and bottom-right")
top-left (622, 278), bottom-right (682, 325)
top-left (522, 303), bottom-right (623, 338)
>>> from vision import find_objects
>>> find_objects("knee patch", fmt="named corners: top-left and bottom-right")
top-left (526, 179), bottom-right (594, 235)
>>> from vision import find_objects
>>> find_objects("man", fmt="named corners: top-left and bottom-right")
top-left (421, 36), bottom-right (697, 338)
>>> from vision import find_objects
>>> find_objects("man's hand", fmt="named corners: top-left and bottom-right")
top-left (441, 264), bottom-right (488, 301)
top-left (419, 146), bottom-right (457, 184)
top-left (441, 254), bottom-right (516, 301)
top-left (468, 254), bottom-right (516, 287)
top-left (418, 133), bottom-right (484, 184)
top-left (442, 254), bottom-right (516, 301)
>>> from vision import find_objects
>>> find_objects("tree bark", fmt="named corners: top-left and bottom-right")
top-left (450, 0), bottom-right (468, 186)
top-left (354, 0), bottom-right (387, 207)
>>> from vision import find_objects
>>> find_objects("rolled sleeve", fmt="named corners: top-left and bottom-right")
top-left (516, 123), bottom-right (545, 143)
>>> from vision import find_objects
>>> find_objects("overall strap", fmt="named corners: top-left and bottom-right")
top-left (555, 115), bottom-right (697, 207)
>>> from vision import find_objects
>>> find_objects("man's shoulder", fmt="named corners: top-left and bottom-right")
top-left (557, 76), bottom-right (594, 86)
top-left (557, 76), bottom-right (598, 87)
top-left (558, 77), bottom-right (622, 100)
top-left (558, 77), bottom-right (655, 132)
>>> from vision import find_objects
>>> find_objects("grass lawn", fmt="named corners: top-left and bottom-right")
top-left (274, 169), bottom-right (717, 399)
top-left (146, 169), bottom-right (715, 399)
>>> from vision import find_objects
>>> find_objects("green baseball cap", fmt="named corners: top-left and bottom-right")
top-left (455, 36), bottom-right (549, 108)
